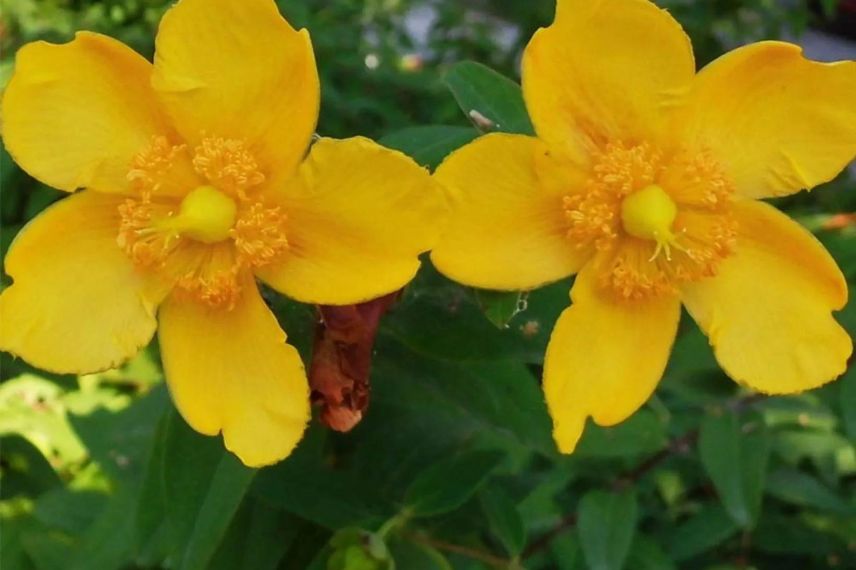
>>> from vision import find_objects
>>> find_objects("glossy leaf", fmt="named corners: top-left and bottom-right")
top-left (380, 125), bottom-right (478, 169)
top-left (444, 61), bottom-right (535, 135)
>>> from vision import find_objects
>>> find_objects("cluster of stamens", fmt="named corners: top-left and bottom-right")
top-left (562, 142), bottom-right (738, 300)
top-left (192, 135), bottom-right (266, 198)
top-left (117, 135), bottom-right (289, 309)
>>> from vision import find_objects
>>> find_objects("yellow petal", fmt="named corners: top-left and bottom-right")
top-left (158, 279), bottom-right (310, 467)
top-left (544, 264), bottom-right (681, 453)
top-left (0, 192), bottom-right (164, 373)
top-left (258, 137), bottom-right (443, 305)
top-left (681, 200), bottom-right (851, 393)
top-left (430, 133), bottom-right (588, 290)
top-left (521, 0), bottom-right (694, 161)
top-left (1, 32), bottom-right (169, 193)
top-left (674, 41), bottom-right (856, 199)
top-left (152, 0), bottom-right (319, 182)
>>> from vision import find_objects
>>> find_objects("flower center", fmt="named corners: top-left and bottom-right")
top-left (562, 142), bottom-right (738, 300)
top-left (166, 185), bottom-right (237, 244)
top-left (118, 135), bottom-right (288, 310)
top-left (620, 184), bottom-right (681, 261)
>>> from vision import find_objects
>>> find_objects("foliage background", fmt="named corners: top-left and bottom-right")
top-left (1, 1), bottom-right (855, 569)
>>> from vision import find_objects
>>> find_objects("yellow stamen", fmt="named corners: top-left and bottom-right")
top-left (165, 186), bottom-right (237, 244)
top-left (193, 136), bottom-right (265, 197)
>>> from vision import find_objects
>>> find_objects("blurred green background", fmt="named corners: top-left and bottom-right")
top-left (1, 1), bottom-right (855, 569)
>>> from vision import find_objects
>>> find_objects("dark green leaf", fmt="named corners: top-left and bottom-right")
top-left (754, 514), bottom-right (845, 557)
top-left (134, 410), bottom-right (172, 565)
top-left (380, 126), bottom-right (478, 169)
top-left (667, 505), bottom-right (739, 561)
top-left (389, 539), bottom-right (452, 570)
top-left (0, 436), bottom-right (62, 499)
top-left (626, 536), bottom-right (676, 570)
top-left (574, 410), bottom-right (667, 458)
top-left (549, 533), bottom-right (586, 570)
top-left (69, 384), bottom-right (168, 480)
top-left (840, 365), bottom-right (856, 442)
top-left (227, 503), bottom-right (298, 570)
top-left (698, 410), bottom-right (770, 528)
top-left (252, 426), bottom-right (391, 530)
top-left (34, 489), bottom-right (106, 536)
top-left (444, 61), bottom-right (534, 135)
top-left (479, 487), bottom-right (526, 556)
top-left (765, 468), bottom-right (854, 515)
top-left (475, 290), bottom-right (527, 329)
top-left (577, 490), bottom-right (638, 570)
top-left (404, 450), bottom-right (504, 517)
top-left (153, 409), bottom-right (256, 570)
top-left (179, 455), bottom-right (256, 570)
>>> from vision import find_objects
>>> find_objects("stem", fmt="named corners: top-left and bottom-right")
top-left (404, 532), bottom-right (511, 568)
top-left (377, 511), bottom-right (410, 539)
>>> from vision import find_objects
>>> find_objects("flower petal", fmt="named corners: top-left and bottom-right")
top-left (521, 0), bottom-right (694, 161)
top-left (681, 200), bottom-right (851, 393)
top-left (544, 264), bottom-right (681, 453)
top-left (0, 192), bottom-right (164, 373)
top-left (158, 279), bottom-right (310, 467)
top-left (258, 137), bottom-right (444, 305)
top-left (152, 0), bottom-right (319, 181)
top-left (1, 32), bottom-right (169, 193)
top-left (674, 41), bottom-right (856, 199)
top-left (430, 133), bottom-right (588, 290)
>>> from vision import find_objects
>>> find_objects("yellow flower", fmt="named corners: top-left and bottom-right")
top-left (431, 0), bottom-right (856, 453)
top-left (0, 0), bottom-right (444, 467)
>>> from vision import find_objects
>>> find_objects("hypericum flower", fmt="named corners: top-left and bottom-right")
top-left (431, 0), bottom-right (856, 453)
top-left (0, 0), bottom-right (444, 466)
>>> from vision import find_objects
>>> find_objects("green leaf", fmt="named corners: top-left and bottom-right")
top-left (372, 340), bottom-right (555, 457)
top-left (252, 427), bottom-right (391, 530)
top-left (550, 533), bottom-right (586, 570)
top-left (0, 436), bottom-right (62, 498)
top-left (179, 454), bottom-right (256, 570)
top-left (211, 502), bottom-right (298, 570)
top-left (840, 366), bottom-right (856, 442)
top-left (155, 409), bottom-right (256, 570)
top-left (383, 264), bottom-right (569, 366)
top-left (765, 468), bottom-right (854, 515)
top-left (577, 490), bottom-right (638, 570)
top-left (667, 504), bottom-right (739, 561)
top-left (444, 61), bottom-right (534, 135)
top-left (69, 384), bottom-right (168, 480)
top-left (389, 539), bottom-right (452, 570)
top-left (479, 487), bottom-right (526, 556)
top-left (404, 450), bottom-right (504, 517)
top-left (33, 489), bottom-right (106, 536)
top-left (574, 410), bottom-right (667, 458)
top-left (626, 536), bottom-right (676, 570)
top-left (379, 126), bottom-right (478, 169)
top-left (754, 514), bottom-right (844, 557)
top-left (134, 410), bottom-right (172, 565)
top-left (698, 410), bottom-right (770, 528)
top-left (475, 290), bottom-right (527, 330)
